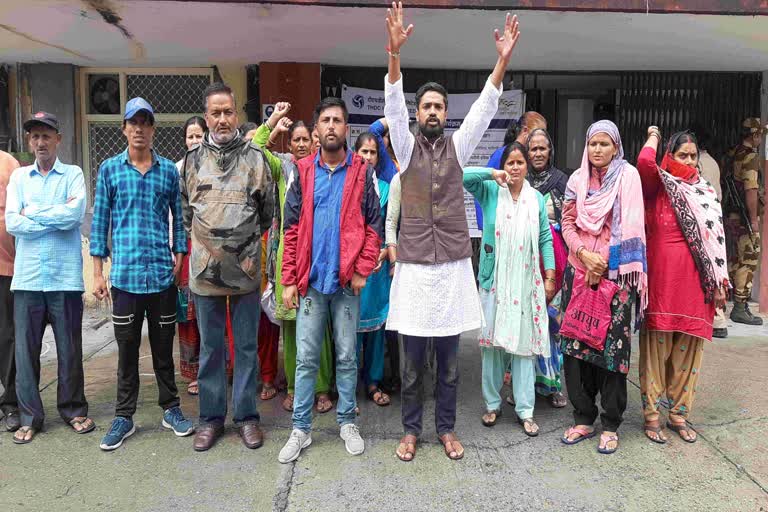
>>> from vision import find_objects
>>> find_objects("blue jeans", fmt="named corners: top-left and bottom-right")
top-left (194, 291), bottom-right (260, 426)
top-left (293, 286), bottom-right (359, 433)
top-left (14, 290), bottom-right (87, 429)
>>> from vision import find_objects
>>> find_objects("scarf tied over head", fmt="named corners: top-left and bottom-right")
top-left (564, 120), bottom-right (648, 316)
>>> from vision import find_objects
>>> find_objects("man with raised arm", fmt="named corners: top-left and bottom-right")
top-left (383, 2), bottom-right (520, 462)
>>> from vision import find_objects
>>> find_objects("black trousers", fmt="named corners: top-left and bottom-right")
top-left (14, 290), bottom-right (87, 429)
top-left (401, 334), bottom-right (460, 437)
top-left (0, 276), bottom-right (17, 416)
top-left (111, 286), bottom-right (179, 418)
top-left (564, 354), bottom-right (627, 432)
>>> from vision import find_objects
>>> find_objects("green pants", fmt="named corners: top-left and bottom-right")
top-left (282, 319), bottom-right (333, 395)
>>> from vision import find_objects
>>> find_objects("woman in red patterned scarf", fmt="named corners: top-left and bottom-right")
top-left (635, 127), bottom-right (728, 445)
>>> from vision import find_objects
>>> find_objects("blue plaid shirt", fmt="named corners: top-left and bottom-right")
top-left (5, 158), bottom-right (86, 292)
top-left (90, 149), bottom-right (186, 294)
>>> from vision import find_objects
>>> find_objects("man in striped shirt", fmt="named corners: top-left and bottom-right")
top-left (91, 98), bottom-right (193, 451)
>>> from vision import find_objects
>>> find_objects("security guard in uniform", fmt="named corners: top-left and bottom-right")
top-left (723, 118), bottom-right (765, 326)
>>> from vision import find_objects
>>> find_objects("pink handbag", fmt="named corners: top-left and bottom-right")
top-left (559, 269), bottom-right (619, 351)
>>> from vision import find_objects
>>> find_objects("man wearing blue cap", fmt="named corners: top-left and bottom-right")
top-left (91, 97), bottom-right (193, 450)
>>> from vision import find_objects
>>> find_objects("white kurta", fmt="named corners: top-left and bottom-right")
top-left (383, 73), bottom-right (501, 337)
top-left (386, 258), bottom-right (482, 337)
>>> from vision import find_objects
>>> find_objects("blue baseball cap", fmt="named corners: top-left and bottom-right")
top-left (124, 97), bottom-right (155, 123)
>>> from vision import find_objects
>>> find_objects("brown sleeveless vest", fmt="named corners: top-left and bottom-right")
top-left (398, 134), bottom-right (471, 264)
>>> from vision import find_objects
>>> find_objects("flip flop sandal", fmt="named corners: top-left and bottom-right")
top-left (69, 417), bottom-right (96, 434)
top-left (518, 417), bottom-right (540, 437)
top-left (644, 424), bottom-right (667, 444)
top-left (187, 381), bottom-right (199, 396)
top-left (548, 391), bottom-right (568, 408)
top-left (597, 433), bottom-right (619, 455)
top-left (12, 426), bottom-right (36, 445)
top-left (396, 434), bottom-right (417, 462)
top-left (367, 387), bottom-right (391, 407)
top-left (506, 395), bottom-right (516, 407)
top-left (260, 385), bottom-right (278, 401)
top-left (561, 426), bottom-right (596, 445)
top-left (315, 394), bottom-right (333, 414)
top-left (481, 409), bottom-right (501, 427)
top-left (667, 421), bottom-right (697, 443)
top-left (438, 433), bottom-right (465, 460)
top-left (282, 394), bottom-right (294, 412)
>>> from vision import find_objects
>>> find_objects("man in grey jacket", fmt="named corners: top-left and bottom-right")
top-left (180, 82), bottom-right (274, 452)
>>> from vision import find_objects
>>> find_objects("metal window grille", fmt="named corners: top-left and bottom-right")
top-left (126, 74), bottom-right (210, 114)
top-left (82, 69), bottom-right (212, 204)
top-left (617, 72), bottom-right (762, 161)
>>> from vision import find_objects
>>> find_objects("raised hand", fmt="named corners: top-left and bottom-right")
top-left (386, 2), bottom-right (414, 53)
top-left (494, 13), bottom-right (520, 63)
top-left (275, 117), bottom-right (292, 135)
top-left (267, 102), bottom-right (291, 129)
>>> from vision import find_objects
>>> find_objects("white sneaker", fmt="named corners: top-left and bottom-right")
top-left (278, 428), bottom-right (312, 464)
top-left (340, 423), bottom-right (365, 456)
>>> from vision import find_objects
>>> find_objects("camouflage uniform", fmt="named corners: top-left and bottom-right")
top-left (180, 135), bottom-right (274, 297)
top-left (724, 118), bottom-right (764, 304)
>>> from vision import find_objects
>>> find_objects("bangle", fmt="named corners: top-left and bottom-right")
top-left (388, 51), bottom-right (400, 58)
top-left (576, 247), bottom-right (585, 259)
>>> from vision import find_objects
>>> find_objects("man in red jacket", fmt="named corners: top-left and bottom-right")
top-left (279, 97), bottom-right (383, 463)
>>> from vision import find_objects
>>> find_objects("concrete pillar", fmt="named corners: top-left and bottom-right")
top-left (258, 63), bottom-right (321, 153)
top-left (760, 71), bottom-right (767, 312)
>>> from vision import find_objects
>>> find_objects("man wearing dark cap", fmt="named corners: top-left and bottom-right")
top-left (723, 118), bottom-right (766, 325)
top-left (91, 98), bottom-right (193, 450)
top-left (5, 112), bottom-right (93, 444)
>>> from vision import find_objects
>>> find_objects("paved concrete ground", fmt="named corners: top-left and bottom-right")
top-left (0, 307), bottom-right (767, 512)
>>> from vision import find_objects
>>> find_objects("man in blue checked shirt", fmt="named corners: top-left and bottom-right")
top-left (90, 98), bottom-right (194, 451)
top-left (5, 112), bottom-right (94, 444)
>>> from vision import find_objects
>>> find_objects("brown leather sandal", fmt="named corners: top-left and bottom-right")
top-left (282, 394), bottom-right (294, 412)
top-left (438, 432), bottom-right (465, 460)
top-left (396, 434), bottom-right (417, 462)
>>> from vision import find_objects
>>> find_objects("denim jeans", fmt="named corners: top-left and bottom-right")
top-left (293, 286), bottom-right (359, 433)
top-left (401, 334), bottom-right (459, 438)
top-left (14, 290), bottom-right (88, 429)
top-left (194, 290), bottom-right (260, 426)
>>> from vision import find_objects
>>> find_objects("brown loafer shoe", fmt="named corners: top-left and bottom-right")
top-left (238, 423), bottom-right (264, 449)
top-left (193, 425), bottom-right (224, 452)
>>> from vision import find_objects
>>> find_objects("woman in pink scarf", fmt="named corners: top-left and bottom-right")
top-left (559, 120), bottom-right (647, 455)
top-left (636, 127), bottom-right (728, 445)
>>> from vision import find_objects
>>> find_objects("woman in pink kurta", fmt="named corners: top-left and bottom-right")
top-left (559, 120), bottom-right (647, 455)
top-left (636, 127), bottom-right (728, 445)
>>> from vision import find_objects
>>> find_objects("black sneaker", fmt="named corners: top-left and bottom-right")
top-left (712, 328), bottom-right (728, 339)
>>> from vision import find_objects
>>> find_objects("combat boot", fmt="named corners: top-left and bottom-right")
top-left (730, 302), bottom-right (764, 326)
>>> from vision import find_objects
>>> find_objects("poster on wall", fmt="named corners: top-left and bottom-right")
top-left (342, 84), bottom-right (525, 237)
